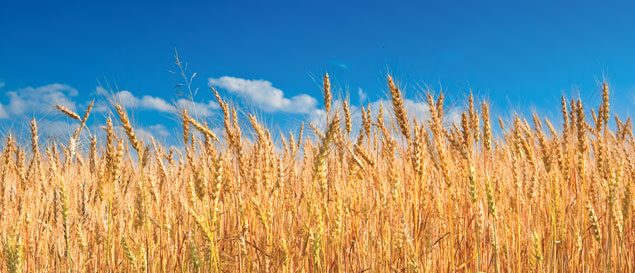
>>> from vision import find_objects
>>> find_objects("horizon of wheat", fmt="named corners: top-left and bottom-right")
top-left (0, 70), bottom-right (634, 272)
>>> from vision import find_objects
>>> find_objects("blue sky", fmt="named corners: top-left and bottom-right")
top-left (2, 0), bottom-right (635, 144)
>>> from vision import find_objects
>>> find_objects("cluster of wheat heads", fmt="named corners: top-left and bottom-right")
top-left (0, 74), bottom-right (634, 273)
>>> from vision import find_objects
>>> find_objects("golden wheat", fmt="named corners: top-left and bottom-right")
top-left (0, 74), bottom-right (634, 273)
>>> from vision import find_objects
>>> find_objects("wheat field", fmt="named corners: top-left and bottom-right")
top-left (0, 71), bottom-right (633, 272)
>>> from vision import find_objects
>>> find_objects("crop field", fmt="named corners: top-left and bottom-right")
top-left (0, 72), bottom-right (633, 272)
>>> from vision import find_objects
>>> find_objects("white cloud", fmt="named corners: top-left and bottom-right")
top-left (176, 98), bottom-right (219, 117)
top-left (358, 87), bottom-right (367, 102)
top-left (120, 91), bottom-right (175, 112)
top-left (94, 87), bottom-right (219, 117)
top-left (0, 82), bottom-right (5, 88)
top-left (136, 124), bottom-right (172, 143)
top-left (94, 87), bottom-right (176, 113)
top-left (209, 76), bottom-right (317, 114)
top-left (0, 83), bottom-right (78, 119)
top-left (149, 124), bottom-right (170, 137)
top-left (331, 62), bottom-right (350, 70)
top-left (40, 120), bottom-right (81, 137)
top-left (308, 109), bottom-right (327, 127)
top-left (0, 106), bottom-right (7, 119)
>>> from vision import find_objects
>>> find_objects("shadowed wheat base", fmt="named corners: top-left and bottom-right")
top-left (0, 73), bottom-right (634, 273)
